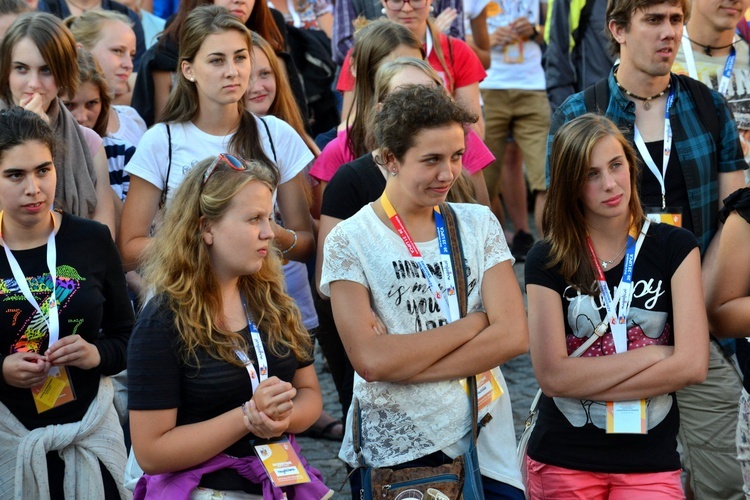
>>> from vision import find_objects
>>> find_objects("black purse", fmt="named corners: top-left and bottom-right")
top-left (353, 203), bottom-right (485, 500)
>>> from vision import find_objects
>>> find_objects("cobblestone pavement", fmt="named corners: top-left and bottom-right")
top-left (299, 258), bottom-right (537, 498)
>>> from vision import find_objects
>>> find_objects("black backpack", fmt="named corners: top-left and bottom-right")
top-left (285, 25), bottom-right (340, 135)
top-left (582, 73), bottom-right (721, 147)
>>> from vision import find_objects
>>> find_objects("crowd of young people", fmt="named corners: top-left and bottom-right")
top-left (0, 0), bottom-right (748, 498)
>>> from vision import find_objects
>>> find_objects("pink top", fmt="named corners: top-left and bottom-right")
top-left (309, 127), bottom-right (494, 183)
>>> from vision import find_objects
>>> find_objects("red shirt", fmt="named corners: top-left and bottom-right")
top-left (336, 32), bottom-right (485, 94)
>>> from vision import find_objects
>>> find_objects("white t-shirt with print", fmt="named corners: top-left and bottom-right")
top-left (320, 202), bottom-right (523, 490)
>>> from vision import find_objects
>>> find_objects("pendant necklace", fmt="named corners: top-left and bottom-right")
top-left (600, 243), bottom-right (628, 269)
top-left (614, 68), bottom-right (671, 110)
top-left (684, 35), bottom-right (739, 57)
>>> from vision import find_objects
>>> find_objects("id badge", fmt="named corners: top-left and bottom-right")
top-left (253, 436), bottom-right (311, 488)
top-left (645, 206), bottom-right (682, 227)
top-left (32, 365), bottom-right (76, 414)
top-left (606, 399), bottom-right (647, 434)
top-left (461, 370), bottom-right (503, 415)
top-left (503, 42), bottom-right (524, 63)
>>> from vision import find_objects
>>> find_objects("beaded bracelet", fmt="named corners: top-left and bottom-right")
top-left (281, 228), bottom-right (297, 255)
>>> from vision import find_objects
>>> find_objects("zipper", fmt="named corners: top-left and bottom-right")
top-left (381, 473), bottom-right (459, 496)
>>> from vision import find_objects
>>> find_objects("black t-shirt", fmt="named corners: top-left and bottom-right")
top-left (719, 188), bottom-right (750, 391)
top-left (0, 213), bottom-right (133, 429)
top-left (321, 153), bottom-right (385, 220)
top-left (524, 222), bottom-right (697, 473)
top-left (127, 295), bottom-right (314, 491)
top-left (639, 140), bottom-right (694, 234)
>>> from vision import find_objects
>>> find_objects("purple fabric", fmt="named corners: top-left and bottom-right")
top-left (133, 435), bottom-right (331, 500)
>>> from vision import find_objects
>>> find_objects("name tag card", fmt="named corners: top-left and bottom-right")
top-left (645, 206), bottom-right (682, 227)
top-left (32, 365), bottom-right (76, 413)
top-left (606, 399), bottom-right (647, 434)
top-left (253, 436), bottom-right (311, 488)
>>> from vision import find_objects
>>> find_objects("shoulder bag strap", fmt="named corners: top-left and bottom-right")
top-left (258, 116), bottom-right (278, 163)
top-left (160, 123), bottom-right (172, 209)
top-left (440, 203), bottom-right (479, 443)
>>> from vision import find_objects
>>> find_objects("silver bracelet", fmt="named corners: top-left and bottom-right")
top-left (281, 228), bottom-right (297, 254)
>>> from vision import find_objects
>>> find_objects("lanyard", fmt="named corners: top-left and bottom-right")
top-left (585, 220), bottom-right (650, 354)
top-left (380, 193), bottom-right (460, 323)
top-left (0, 211), bottom-right (59, 347)
top-left (235, 295), bottom-right (268, 393)
top-left (634, 89), bottom-right (675, 210)
top-left (681, 29), bottom-right (736, 96)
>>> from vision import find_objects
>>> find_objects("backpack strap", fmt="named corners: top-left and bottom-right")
top-left (583, 77), bottom-right (610, 113)
top-left (676, 74), bottom-right (721, 148)
top-left (258, 116), bottom-right (277, 163)
top-left (160, 124), bottom-right (172, 209)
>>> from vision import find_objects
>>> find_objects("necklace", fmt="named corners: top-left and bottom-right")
top-left (613, 69), bottom-right (671, 110)
top-left (684, 35), bottom-right (739, 56)
top-left (600, 243), bottom-right (628, 269)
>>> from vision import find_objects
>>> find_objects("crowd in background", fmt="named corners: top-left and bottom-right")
top-left (0, 0), bottom-right (748, 497)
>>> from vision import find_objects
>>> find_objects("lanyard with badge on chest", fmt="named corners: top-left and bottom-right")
top-left (585, 220), bottom-right (650, 434)
top-left (380, 193), bottom-right (502, 422)
top-left (634, 88), bottom-right (685, 227)
top-left (0, 210), bottom-right (77, 413)
top-left (235, 296), bottom-right (312, 488)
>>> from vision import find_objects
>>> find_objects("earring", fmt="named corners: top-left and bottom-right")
top-left (429, 4), bottom-right (434, 12)
top-left (381, 7), bottom-right (386, 14)
top-left (390, 169), bottom-right (397, 177)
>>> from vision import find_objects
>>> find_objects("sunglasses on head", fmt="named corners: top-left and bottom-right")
top-left (202, 153), bottom-right (247, 187)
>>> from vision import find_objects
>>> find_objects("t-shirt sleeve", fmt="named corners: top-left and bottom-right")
top-left (124, 123), bottom-right (170, 190)
top-left (264, 116), bottom-right (315, 184)
top-left (524, 241), bottom-right (566, 295)
top-left (321, 162), bottom-right (367, 219)
top-left (127, 298), bottom-right (183, 410)
top-left (714, 90), bottom-right (748, 174)
top-left (336, 50), bottom-right (356, 92)
top-left (478, 206), bottom-right (513, 270)
top-left (319, 222), bottom-right (369, 297)
top-left (448, 36), bottom-right (486, 88)
top-left (662, 225), bottom-right (699, 278)
top-left (309, 131), bottom-right (349, 182)
top-left (462, 128), bottom-right (494, 174)
top-left (94, 226), bottom-right (135, 375)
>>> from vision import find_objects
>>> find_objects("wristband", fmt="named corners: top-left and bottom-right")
top-left (281, 228), bottom-right (297, 255)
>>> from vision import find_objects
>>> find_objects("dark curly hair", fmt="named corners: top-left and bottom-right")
top-left (375, 85), bottom-right (477, 164)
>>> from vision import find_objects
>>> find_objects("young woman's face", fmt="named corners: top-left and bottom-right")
top-left (390, 123), bottom-right (464, 208)
top-left (380, 0), bottom-right (432, 35)
top-left (0, 140), bottom-right (56, 228)
top-left (214, 0), bottom-right (256, 24)
top-left (63, 81), bottom-right (102, 130)
top-left (245, 46), bottom-right (276, 116)
top-left (182, 30), bottom-right (251, 110)
top-left (88, 20), bottom-right (136, 98)
top-left (204, 179), bottom-right (274, 280)
top-left (581, 135), bottom-right (632, 225)
top-left (8, 37), bottom-right (58, 113)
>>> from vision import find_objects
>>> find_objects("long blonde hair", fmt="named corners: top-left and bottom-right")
top-left (141, 156), bottom-right (311, 367)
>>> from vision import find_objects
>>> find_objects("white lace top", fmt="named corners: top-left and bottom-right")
top-left (320, 203), bottom-right (514, 469)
